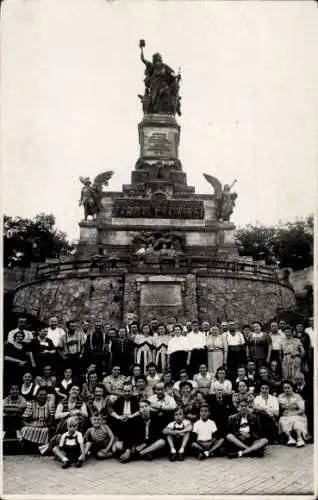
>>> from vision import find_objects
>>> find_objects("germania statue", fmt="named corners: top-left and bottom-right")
top-left (138, 39), bottom-right (181, 116)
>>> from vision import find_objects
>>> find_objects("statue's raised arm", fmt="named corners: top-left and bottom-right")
top-left (138, 39), bottom-right (181, 116)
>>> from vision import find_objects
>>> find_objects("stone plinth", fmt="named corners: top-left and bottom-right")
top-left (138, 114), bottom-right (180, 161)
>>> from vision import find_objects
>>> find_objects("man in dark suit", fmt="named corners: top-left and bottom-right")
top-left (226, 397), bottom-right (268, 458)
top-left (119, 399), bottom-right (166, 462)
top-left (207, 386), bottom-right (236, 437)
top-left (108, 382), bottom-right (140, 455)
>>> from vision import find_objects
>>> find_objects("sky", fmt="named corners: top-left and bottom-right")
top-left (2, 0), bottom-right (318, 242)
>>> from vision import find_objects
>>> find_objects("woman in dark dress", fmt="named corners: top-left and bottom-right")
top-left (31, 328), bottom-right (57, 374)
top-left (4, 331), bottom-right (32, 394)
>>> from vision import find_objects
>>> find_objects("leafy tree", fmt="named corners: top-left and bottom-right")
top-left (235, 215), bottom-right (313, 271)
top-left (3, 213), bottom-right (74, 267)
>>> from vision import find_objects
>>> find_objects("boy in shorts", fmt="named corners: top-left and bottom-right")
top-left (163, 407), bottom-right (193, 461)
top-left (84, 412), bottom-right (115, 460)
top-left (191, 405), bottom-right (224, 459)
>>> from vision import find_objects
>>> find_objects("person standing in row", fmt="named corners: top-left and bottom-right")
top-left (246, 322), bottom-right (271, 373)
top-left (152, 323), bottom-right (169, 373)
top-left (187, 320), bottom-right (206, 377)
top-left (134, 324), bottom-right (153, 374)
top-left (206, 326), bottom-right (226, 374)
top-left (223, 321), bottom-right (246, 381)
top-left (167, 324), bottom-right (189, 380)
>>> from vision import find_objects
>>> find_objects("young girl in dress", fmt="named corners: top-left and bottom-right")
top-left (134, 324), bottom-right (154, 374)
top-left (152, 323), bottom-right (169, 374)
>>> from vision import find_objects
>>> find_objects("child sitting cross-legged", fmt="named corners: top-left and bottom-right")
top-left (191, 404), bottom-right (224, 459)
top-left (84, 412), bottom-right (115, 460)
top-left (53, 416), bottom-right (85, 469)
top-left (163, 407), bottom-right (193, 461)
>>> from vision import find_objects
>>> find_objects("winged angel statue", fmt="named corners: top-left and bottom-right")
top-left (203, 174), bottom-right (238, 222)
top-left (79, 171), bottom-right (114, 220)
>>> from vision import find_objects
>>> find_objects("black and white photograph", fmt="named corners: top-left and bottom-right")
top-left (1, 0), bottom-right (317, 497)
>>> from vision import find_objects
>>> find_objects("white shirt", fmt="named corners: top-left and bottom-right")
top-left (239, 417), bottom-right (250, 438)
top-left (167, 418), bottom-right (192, 431)
top-left (8, 329), bottom-right (33, 344)
top-left (167, 335), bottom-right (190, 355)
top-left (269, 331), bottom-right (285, 351)
top-left (253, 394), bottom-right (279, 418)
top-left (148, 394), bottom-right (177, 412)
top-left (193, 419), bottom-right (217, 441)
top-left (305, 327), bottom-right (315, 348)
top-left (223, 331), bottom-right (245, 346)
top-left (59, 430), bottom-right (83, 448)
top-left (123, 400), bottom-right (132, 416)
top-left (187, 331), bottom-right (206, 350)
top-left (47, 327), bottom-right (65, 348)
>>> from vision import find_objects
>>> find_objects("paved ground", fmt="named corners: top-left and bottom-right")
top-left (2, 445), bottom-right (315, 496)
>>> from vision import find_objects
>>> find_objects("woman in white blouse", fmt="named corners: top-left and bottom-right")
top-left (167, 324), bottom-right (189, 381)
top-left (253, 382), bottom-right (279, 443)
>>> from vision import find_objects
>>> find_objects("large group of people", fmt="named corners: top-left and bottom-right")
top-left (3, 315), bottom-right (314, 468)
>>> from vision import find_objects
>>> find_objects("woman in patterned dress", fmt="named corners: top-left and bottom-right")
top-left (193, 363), bottom-right (214, 396)
top-left (278, 381), bottom-right (308, 447)
top-left (152, 323), bottom-right (169, 374)
top-left (21, 387), bottom-right (55, 451)
top-left (281, 326), bottom-right (305, 382)
top-left (206, 326), bottom-right (226, 374)
top-left (134, 324), bottom-right (154, 374)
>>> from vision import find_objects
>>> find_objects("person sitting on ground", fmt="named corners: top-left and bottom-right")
top-left (193, 363), bottom-right (214, 396)
top-left (148, 382), bottom-right (177, 426)
top-left (119, 399), bottom-right (166, 463)
top-left (55, 367), bottom-right (74, 401)
top-left (84, 411), bottom-right (115, 460)
top-left (226, 397), bottom-right (268, 458)
top-left (103, 365), bottom-right (126, 402)
top-left (173, 369), bottom-right (198, 400)
top-left (163, 407), bottom-right (193, 461)
top-left (278, 380), bottom-right (308, 447)
top-left (209, 366), bottom-right (232, 395)
top-left (3, 384), bottom-right (27, 441)
top-left (53, 416), bottom-right (85, 468)
top-left (146, 362), bottom-right (162, 390)
top-left (134, 375), bottom-right (153, 400)
top-left (191, 404), bottom-right (224, 459)
top-left (108, 382), bottom-right (140, 455)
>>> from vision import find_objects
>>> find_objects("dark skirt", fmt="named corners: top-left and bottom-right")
top-left (227, 346), bottom-right (246, 382)
top-left (189, 349), bottom-right (207, 377)
top-left (170, 351), bottom-right (188, 380)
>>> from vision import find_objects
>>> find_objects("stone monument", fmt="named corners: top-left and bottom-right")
top-left (12, 41), bottom-right (296, 326)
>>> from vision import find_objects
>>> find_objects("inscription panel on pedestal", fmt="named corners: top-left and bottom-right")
top-left (112, 199), bottom-right (205, 219)
top-left (142, 127), bottom-right (177, 158)
top-left (140, 283), bottom-right (182, 306)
